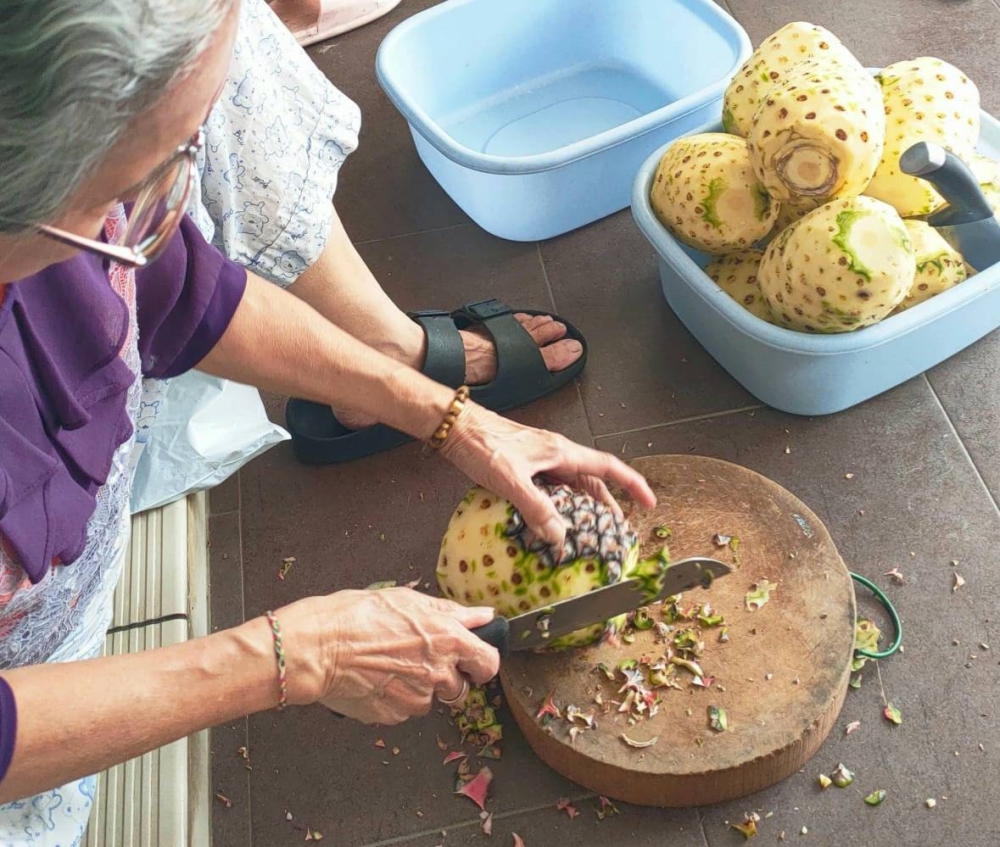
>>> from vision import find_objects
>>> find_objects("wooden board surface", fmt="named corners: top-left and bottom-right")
top-left (500, 455), bottom-right (856, 807)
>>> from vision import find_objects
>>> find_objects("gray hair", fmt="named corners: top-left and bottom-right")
top-left (0, 0), bottom-right (233, 232)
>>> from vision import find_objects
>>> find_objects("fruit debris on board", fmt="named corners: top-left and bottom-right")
top-left (708, 705), bottom-right (728, 732)
top-left (745, 579), bottom-right (776, 610)
top-left (621, 733), bottom-right (659, 748)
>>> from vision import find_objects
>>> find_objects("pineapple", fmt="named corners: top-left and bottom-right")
top-left (866, 58), bottom-right (980, 217)
top-left (758, 196), bottom-right (915, 332)
top-left (722, 22), bottom-right (853, 138)
top-left (650, 133), bottom-right (779, 254)
top-left (747, 57), bottom-right (885, 211)
top-left (437, 484), bottom-right (668, 651)
top-left (704, 249), bottom-right (775, 323)
top-left (893, 220), bottom-right (966, 311)
top-left (967, 153), bottom-right (1000, 215)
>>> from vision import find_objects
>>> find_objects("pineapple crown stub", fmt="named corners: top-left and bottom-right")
top-left (503, 483), bottom-right (638, 580)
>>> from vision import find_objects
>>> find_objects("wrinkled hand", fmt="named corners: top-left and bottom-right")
top-left (278, 588), bottom-right (499, 725)
top-left (439, 403), bottom-right (657, 548)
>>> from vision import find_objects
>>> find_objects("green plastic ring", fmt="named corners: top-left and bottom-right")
top-left (850, 573), bottom-right (903, 659)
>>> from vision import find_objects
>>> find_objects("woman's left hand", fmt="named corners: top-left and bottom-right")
top-left (439, 403), bottom-right (657, 549)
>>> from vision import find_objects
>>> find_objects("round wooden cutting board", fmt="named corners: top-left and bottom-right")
top-left (500, 455), bottom-right (856, 807)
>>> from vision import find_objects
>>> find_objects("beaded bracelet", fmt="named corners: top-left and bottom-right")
top-left (264, 610), bottom-right (287, 711)
top-left (424, 385), bottom-right (471, 454)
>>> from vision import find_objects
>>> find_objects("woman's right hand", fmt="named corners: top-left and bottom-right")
top-left (276, 588), bottom-right (500, 724)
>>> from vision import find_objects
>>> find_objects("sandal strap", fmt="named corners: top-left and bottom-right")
top-left (409, 310), bottom-right (466, 388)
top-left (452, 299), bottom-right (550, 399)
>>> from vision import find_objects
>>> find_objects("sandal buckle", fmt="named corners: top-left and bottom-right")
top-left (462, 299), bottom-right (511, 321)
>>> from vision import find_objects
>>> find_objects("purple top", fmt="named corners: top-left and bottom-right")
top-left (0, 216), bottom-right (246, 585)
top-left (0, 216), bottom-right (246, 784)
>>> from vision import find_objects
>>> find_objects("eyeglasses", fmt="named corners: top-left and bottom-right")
top-left (14, 126), bottom-right (204, 270)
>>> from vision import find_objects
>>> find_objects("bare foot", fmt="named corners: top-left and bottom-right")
top-left (335, 313), bottom-right (584, 430)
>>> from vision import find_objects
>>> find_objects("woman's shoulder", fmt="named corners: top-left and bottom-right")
top-left (0, 256), bottom-right (137, 584)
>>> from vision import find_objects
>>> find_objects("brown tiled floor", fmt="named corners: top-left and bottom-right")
top-left (208, 2), bottom-right (1000, 844)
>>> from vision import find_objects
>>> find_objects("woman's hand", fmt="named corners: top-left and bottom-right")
top-left (277, 588), bottom-right (499, 724)
top-left (439, 403), bottom-right (657, 549)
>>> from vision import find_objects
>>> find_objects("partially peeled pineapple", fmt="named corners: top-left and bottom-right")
top-left (437, 484), bottom-right (667, 651)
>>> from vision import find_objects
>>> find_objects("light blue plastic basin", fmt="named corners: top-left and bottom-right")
top-left (376, 0), bottom-right (751, 241)
top-left (632, 113), bottom-right (1000, 417)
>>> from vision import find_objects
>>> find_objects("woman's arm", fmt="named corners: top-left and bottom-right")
top-left (0, 616), bottom-right (279, 803)
top-left (198, 270), bottom-right (455, 442)
top-left (0, 590), bottom-right (498, 803)
top-left (198, 273), bottom-right (656, 544)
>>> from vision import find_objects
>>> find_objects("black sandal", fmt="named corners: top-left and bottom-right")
top-left (284, 299), bottom-right (588, 465)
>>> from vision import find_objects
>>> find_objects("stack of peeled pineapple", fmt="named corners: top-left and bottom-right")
top-left (649, 22), bottom-right (999, 333)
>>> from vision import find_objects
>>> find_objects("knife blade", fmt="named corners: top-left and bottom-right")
top-left (469, 556), bottom-right (732, 656)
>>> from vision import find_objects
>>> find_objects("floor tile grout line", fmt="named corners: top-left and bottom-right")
top-left (596, 404), bottom-right (765, 441)
top-left (533, 240), bottom-right (601, 445)
top-left (534, 242), bottom-right (559, 314)
top-left (210, 507), bottom-right (240, 517)
top-left (696, 806), bottom-right (713, 847)
top-left (922, 374), bottom-right (1000, 520)
top-left (359, 792), bottom-right (597, 847)
top-left (233, 472), bottom-right (254, 847)
top-left (353, 222), bottom-right (472, 247)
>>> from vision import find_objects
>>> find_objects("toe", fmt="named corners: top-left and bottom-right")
top-left (540, 338), bottom-right (584, 373)
top-left (516, 313), bottom-right (568, 347)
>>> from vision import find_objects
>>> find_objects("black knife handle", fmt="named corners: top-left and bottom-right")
top-left (471, 616), bottom-right (510, 657)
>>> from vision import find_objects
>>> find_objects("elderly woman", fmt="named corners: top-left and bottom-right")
top-left (134, 0), bottom-right (588, 507)
top-left (0, 0), bottom-right (654, 842)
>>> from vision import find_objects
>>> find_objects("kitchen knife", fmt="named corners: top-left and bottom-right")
top-left (899, 141), bottom-right (1000, 272)
top-left (469, 556), bottom-right (732, 656)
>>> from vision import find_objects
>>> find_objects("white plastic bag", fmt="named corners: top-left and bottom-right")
top-left (129, 373), bottom-right (288, 514)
